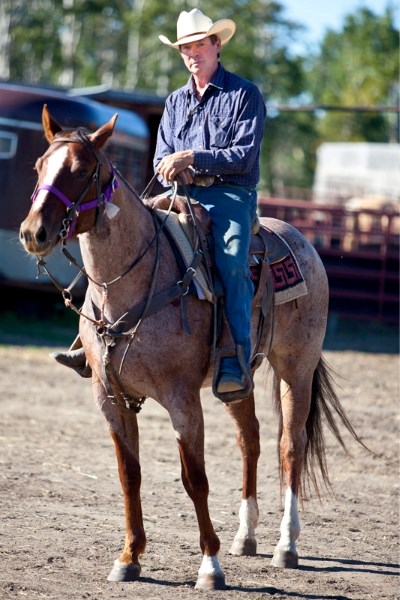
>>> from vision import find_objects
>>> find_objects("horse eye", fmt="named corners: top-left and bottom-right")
top-left (76, 168), bottom-right (88, 180)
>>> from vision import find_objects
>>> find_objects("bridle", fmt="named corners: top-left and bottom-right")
top-left (30, 129), bottom-right (155, 314)
top-left (30, 129), bottom-right (203, 412)
top-left (31, 130), bottom-right (118, 240)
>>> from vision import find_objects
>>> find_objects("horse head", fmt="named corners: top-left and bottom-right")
top-left (20, 105), bottom-right (118, 257)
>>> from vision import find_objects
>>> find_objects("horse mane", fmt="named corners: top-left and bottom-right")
top-left (53, 127), bottom-right (91, 144)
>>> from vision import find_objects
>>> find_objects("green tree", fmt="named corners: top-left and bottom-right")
top-left (4, 1), bottom-right (305, 97)
top-left (306, 6), bottom-right (399, 142)
top-left (3, 2), bottom-right (398, 192)
top-left (3, 0), bottom-right (308, 191)
top-left (264, 110), bottom-right (319, 194)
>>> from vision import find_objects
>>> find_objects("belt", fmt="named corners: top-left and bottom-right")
top-left (192, 175), bottom-right (225, 187)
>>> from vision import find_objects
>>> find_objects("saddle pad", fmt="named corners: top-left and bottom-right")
top-left (154, 209), bottom-right (213, 302)
top-left (155, 210), bottom-right (307, 306)
top-left (264, 227), bottom-right (308, 305)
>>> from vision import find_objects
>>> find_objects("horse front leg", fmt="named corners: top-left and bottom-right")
top-left (93, 380), bottom-right (145, 582)
top-left (107, 426), bottom-right (146, 582)
top-left (170, 396), bottom-right (225, 591)
top-left (224, 393), bottom-right (260, 556)
top-left (271, 378), bottom-right (310, 569)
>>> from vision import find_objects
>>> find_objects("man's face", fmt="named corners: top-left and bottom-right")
top-left (179, 36), bottom-right (221, 79)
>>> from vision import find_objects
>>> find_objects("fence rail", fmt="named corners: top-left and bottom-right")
top-left (258, 197), bottom-right (399, 324)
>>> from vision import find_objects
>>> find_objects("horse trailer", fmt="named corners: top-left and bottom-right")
top-left (0, 81), bottom-right (149, 293)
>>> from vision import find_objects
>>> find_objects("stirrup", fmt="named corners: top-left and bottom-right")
top-left (212, 344), bottom-right (253, 404)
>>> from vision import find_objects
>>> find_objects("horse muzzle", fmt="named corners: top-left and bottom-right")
top-left (19, 214), bottom-right (60, 257)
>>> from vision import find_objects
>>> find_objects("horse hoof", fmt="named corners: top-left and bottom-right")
top-left (195, 573), bottom-right (226, 591)
top-left (107, 559), bottom-right (141, 582)
top-left (271, 549), bottom-right (298, 569)
top-left (229, 537), bottom-right (257, 556)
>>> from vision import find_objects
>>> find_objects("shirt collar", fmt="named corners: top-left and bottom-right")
top-left (184, 63), bottom-right (225, 96)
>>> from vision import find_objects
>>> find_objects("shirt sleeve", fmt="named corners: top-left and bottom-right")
top-left (153, 99), bottom-right (175, 175)
top-left (193, 86), bottom-right (266, 176)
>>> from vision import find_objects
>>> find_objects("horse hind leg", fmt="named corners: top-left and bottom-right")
top-left (224, 393), bottom-right (260, 556)
top-left (271, 484), bottom-right (301, 568)
top-left (271, 377), bottom-right (311, 569)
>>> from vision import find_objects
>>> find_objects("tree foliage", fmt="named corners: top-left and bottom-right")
top-left (1, 2), bottom-right (398, 192)
top-left (3, 0), bottom-right (304, 98)
top-left (306, 6), bottom-right (399, 143)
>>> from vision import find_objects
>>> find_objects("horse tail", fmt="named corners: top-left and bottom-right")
top-left (274, 356), bottom-right (366, 501)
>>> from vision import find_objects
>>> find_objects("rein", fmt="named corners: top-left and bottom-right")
top-left (34, 132), bottom-right (175, 295)
top-left (34, 131), bottom-right (202, 413)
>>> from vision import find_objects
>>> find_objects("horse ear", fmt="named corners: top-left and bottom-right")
top-left (42, 105), bottom-right (63, 143)
top-left (88, 114), bottom-right (118, 150)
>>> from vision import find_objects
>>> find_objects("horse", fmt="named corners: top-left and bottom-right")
top-left (19, 106), bottom-right (362, 590)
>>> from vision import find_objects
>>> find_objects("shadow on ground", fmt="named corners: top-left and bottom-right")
top-left (324, 315), bottom-right (398, 354)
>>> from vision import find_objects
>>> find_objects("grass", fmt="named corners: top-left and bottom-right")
top-left (0, 289), bottom-right (398, 353)
top-left (0, 303), bottom-right (79, 347)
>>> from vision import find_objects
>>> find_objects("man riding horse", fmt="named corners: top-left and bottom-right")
top-left (53, 9), bottom-right (266, 399)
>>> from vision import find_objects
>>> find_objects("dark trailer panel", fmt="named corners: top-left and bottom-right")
top-left (0, 82), bottom-right (149, 291)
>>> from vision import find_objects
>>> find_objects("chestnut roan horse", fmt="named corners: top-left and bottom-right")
top-left (20, 107), bottom-right (362, 590)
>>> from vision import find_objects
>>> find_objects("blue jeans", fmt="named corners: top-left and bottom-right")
top-left (187, 184), bottom-right (257, 377)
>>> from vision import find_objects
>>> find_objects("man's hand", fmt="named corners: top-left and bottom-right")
top-left (156, 150), bottom-right (195, 183)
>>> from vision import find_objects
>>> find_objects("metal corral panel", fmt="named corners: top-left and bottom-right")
top-left (258, 196), bottom-right (399, 324)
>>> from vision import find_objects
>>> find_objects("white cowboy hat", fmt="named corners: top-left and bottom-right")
top-left (159, 9), bottom-right (236, 48)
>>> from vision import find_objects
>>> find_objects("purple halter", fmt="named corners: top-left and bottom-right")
top-left (31, 158), bottom-right (119, 239)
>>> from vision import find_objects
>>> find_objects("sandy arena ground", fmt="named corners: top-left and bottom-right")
top-left (0, 339), bottom-right (398, 600)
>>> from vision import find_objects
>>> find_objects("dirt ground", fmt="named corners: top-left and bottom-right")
top-left (0, 333), bottom-right (398, 600)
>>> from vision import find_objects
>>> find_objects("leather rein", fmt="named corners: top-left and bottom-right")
top-left (32, 131), bottom-right (202, 413)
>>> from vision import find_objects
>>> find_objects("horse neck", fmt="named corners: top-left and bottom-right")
top-left (78, 184), bottom-right (161, 307)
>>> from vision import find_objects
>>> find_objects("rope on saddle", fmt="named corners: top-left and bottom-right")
top-left (174, 183), bottom-right (221, 364)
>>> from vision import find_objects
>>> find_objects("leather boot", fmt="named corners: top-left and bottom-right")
top-left (50, 347), bottom-right (92, 378)
top-left (216, 373), bottom-right (246, 394)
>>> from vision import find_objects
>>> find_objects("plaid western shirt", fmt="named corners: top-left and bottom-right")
top-left (154, 64), bottom-right (266, 187)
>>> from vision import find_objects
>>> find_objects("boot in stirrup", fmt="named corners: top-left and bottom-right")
top-left (50, 336), bottom-right (92, 378)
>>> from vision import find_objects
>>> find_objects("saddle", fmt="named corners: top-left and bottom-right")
top-left (145, 192), bottom-right (306, 305)
top-left (144, 193), bottom-right (307, 402)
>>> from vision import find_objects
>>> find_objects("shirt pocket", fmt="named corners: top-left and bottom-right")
top-left (174, 121), bottom-right (197, 149)
top-left (208, 115), bottom-right (234, 148)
